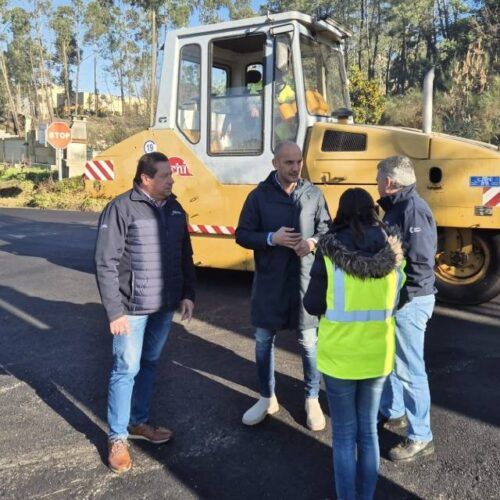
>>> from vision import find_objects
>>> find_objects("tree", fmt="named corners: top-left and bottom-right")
top-left (0, 2), bottom-right (22, 133)
top-left (84, 0), bottom-right (112, 114)
top-left (129, 0), bottom-right (253, 124)
top-left (102, 2), bottom-right (143, 115)
top-left (73, 0), bottom-right (86, 113)
top-left (32, 0), bottom-right (55, 121)
top-left (475, 0), bottom-right (500, 75)
top-left (127, 0), bottom-right (167, 125)
top-left (9, 7), bottom-right (43, 123)
top-left (123, 8), bottom-right (149, 113)
top-left (50, 6), bottom-right (79, 115)
top-left (261, 0), bottom-right (483, 96)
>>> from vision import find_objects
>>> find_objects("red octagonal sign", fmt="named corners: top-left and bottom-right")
top-left (47, 121), bottom-right (71, 149)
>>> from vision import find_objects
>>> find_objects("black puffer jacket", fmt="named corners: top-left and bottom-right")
top-left (303, 225), bottom-right (403, 316)
top-left (378, 184), bottom-right (437, 304)
top-left (94, 184), bottom-right (195, 322)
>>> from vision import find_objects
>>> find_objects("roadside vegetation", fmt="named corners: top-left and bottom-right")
top-left (87, 114), bottom-right (149, 151)
top-left (0, 165), bottom-right (110, 211)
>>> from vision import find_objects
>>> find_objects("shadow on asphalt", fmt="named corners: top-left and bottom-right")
top-left (425, 309), bottom-right (500, 429)
top-left (0, 285), bottom-right (421, 499)
top-left (193, 268), bottom-right (500, 430)
top-left (0, 213), bottom-right (96, 274)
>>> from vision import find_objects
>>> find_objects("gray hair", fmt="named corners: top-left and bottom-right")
top-left (274, 140), bottom-right (300, 158)
top-left (377, 155), bottom-right (416, 188)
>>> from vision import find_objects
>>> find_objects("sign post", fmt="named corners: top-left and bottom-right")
top-left (46, 121), bottom-right (72, 181)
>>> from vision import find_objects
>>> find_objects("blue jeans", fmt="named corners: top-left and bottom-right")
top-left (255, 328), bottom-right (321, 399)
top-left (108, 310), bottom-right (174, 441)
top-left (324, 375), bottom-right (386, 500)
top-left (380, 294), bottom-right (435, 442)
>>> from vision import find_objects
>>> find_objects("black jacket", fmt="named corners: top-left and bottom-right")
top-left (378, 184), bottom-right (437, 304)
top-left (303, 225), bottom-right (403, 316)
top-left (94, 184), bottom-right (195, 322)
top-left (236, 172), bottom-right (330, 330)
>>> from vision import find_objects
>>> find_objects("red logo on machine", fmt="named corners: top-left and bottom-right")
top-left (169, 156), bottom-right (193, 176)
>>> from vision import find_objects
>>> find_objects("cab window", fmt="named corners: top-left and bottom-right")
top-left (212, 66), bottom-right (230, 96)
top-left (273, 33), bottom-right (298, 149)
top-left (209, 34), bottom-right (265, 155)
top-left (177, 44), bottom-right (201, 144)
top-left (300, 35), bottom-right (345, 116)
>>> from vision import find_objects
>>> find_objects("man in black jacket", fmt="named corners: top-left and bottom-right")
top-left (376, 155), bottom-right (437, 462)
top-left (95, 152), bottom-right (195, 474)
top-left (236, 141), bottom-right (330, 430)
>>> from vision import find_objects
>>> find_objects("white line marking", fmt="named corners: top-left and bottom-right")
top-left (51, 381), bottom-right (107, 432)
top-left (0, 298), bottom-right (50, 330)
top-left (434, 305), bottom-right (500, 328)
top-left (172, 361), bottom-right (258, 398)
top-left (0, 382), bottom-right (23, 395)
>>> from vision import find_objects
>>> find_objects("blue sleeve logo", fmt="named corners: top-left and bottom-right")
top-left (470, 176), bottom-right (500, 187)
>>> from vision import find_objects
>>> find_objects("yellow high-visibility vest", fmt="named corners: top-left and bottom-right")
top-left (317, 256), bottom-right (405, 380)
top-left (277, 83), bottom-right (296, 104)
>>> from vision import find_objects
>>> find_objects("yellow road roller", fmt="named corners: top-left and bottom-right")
top-left (85, 11), bottom-right (500, 305)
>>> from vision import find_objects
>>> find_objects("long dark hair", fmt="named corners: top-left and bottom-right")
top-left (331, 188), bottom-right (383, 245)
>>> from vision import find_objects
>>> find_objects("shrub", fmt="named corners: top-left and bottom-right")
top-left (87, 114), bottom-right (149, 150)
top-left (382, 89), bottom-right (423, 130)
top-left (474, 76), bottom-right (500, 145)
top-left (349, 67), bottom-right (386, 124)
top-left (0, 166), bottom-right (54, 183)
top-left (0, 166), bottom-right (111, 211)
top-left (382, 77), bottom-right (499, 145)
top-left (80, 196), bottom-right (109, 212)
top-left (53, 176), bottom-right (85, 194)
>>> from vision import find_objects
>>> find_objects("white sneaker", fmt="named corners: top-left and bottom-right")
top-left (242, 395), bottom-right (279, 426)
top-left (305, 397), bottom-right (326, 431)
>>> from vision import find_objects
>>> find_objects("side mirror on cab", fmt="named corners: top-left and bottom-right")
top-left (275, 40), bottom-right (291, 73)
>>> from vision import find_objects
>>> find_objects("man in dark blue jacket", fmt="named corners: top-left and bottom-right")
top-left (376, 155), bottom-right (437, 462)
top-left (236, 141), bottom-right (330, 431)
top-left (95, 152), bottom-right (195, 474)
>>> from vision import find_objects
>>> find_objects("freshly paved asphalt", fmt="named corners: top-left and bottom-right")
top-left (0, 207), bottom-right (499, 500)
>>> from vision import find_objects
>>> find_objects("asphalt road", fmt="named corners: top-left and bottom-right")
top-left (0, 207), bottom-right (499, 500)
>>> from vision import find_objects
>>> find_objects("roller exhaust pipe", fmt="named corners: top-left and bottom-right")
top-left (422, 68), bottom-right (435, 134)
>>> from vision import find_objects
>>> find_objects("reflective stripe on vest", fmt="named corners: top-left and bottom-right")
top-left (324, 257), bottom-right (403, 323)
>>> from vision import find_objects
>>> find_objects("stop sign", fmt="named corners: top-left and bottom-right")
top-left (47, 121), bottom-right (71, 149)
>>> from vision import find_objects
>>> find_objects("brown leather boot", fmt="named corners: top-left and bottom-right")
top-left (108, 439), bottom-right (132, 474)
top-left (128, 423), bottom-right (173, 444)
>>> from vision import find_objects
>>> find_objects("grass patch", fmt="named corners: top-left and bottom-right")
top-left (0, 165), bottom-right (110, 212)
top-left (0, 166), bottom-right (54, 183)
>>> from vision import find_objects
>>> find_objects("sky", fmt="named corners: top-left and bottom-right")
top-left (8, 0), bottom-right (266, 94)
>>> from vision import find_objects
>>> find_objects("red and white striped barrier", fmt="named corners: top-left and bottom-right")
top-left (483, 187), bottom-right (500, 208)
top-left (84, 160), bottom-right (115, 181)
top-left (188, 224), bottom-right (235, 235)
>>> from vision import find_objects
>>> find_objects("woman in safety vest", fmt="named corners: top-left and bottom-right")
top-left (304, 188), bottom-right (405, 500)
